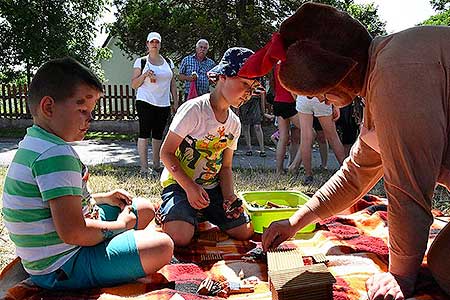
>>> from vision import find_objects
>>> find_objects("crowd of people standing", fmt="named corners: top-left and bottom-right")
top-left (131, 32), bottom-right (360, 181)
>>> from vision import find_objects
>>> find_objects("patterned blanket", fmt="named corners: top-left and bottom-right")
top-left (1, 195), bottom-right (448, 300)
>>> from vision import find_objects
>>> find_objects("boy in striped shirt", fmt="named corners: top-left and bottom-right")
top-left (2, 57), bottom-right (173, 289)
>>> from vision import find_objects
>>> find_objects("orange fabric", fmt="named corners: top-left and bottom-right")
top-left (2, 198), bottom-right (448, 300)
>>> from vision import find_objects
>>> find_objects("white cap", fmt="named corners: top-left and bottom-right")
top-left (146, 32), bottom-right (161, 42)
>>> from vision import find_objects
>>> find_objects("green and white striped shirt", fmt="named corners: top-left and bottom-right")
top-left (2, 125), bottom-right (86, 275)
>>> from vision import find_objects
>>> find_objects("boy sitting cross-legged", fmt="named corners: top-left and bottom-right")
top-left (158, 47), bottom-right (262, 246)
top-left (2, 57), bottom-right (173, 290)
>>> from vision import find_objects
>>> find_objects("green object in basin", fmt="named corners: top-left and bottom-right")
top-left (239, 190), bottom-right (316, 234)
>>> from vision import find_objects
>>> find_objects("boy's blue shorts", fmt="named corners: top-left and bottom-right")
top-left (158, 184), bottom-right (250, 231)
top-left (30, 203), bottom-right (145, 290)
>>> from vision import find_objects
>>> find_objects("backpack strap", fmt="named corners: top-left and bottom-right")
top-left (140, 57), bottom-right (146, 74)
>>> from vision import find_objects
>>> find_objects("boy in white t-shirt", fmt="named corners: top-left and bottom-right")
top-left (158, 47), bottom-right (262, 246)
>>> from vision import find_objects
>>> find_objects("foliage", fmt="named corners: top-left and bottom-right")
top-left (110, 0), bottom-right (386, 64)
top-left (421, 0), bottom-right (450, 26)
top-left (281, 0), bottom-right (386, 36)
top-left (110, 0), bottom-right (281, 63)
top-left (430, 0), bottom-right (450, 11)
top-left (422, 9), bottom-right (450, 26)
top-left (0, 0), bottom-right (111, 84)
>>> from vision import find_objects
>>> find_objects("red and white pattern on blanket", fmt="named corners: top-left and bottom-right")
top-left (2, 195), bottom-right (448, 300)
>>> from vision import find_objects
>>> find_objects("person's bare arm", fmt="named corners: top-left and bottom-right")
top-left (92, 189), bottom-right (133, 210)
top-left (49, 196), bottom-right (136, 246)
top-left (263, 138), bottom-right (384, 250)
top-left (306, 137), bottom-right (383, 217)
top-left (160, 131), bottom-right (209, 209)
top-left (219, 148), bottom-right (244, 218)
top-left (219, 148), bottom-right (236, 201)
top-left (178, 73), bottom-right (196, 82)
top-left (131, 67), bottom-right (152, 90)
top-left (170, 76), bottom-right (178, 111)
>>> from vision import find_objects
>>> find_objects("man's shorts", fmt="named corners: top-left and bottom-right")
top-left (273, 101), bottom-right (297, 119)
top-left (158, 184), bottom-right (250, 231)
top-left (30, 203), bottom-right (145, 290)
top-left (296, 96), bottom-right (332, 117)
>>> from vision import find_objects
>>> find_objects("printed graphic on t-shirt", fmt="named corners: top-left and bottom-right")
top-left (175, 126), bottom-right (235, 187)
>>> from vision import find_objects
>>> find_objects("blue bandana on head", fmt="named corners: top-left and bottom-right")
top-left (208, 47), bottom-right (255, 78)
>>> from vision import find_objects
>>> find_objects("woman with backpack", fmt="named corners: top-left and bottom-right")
top-left (131, 32), bottom-right (178, 178)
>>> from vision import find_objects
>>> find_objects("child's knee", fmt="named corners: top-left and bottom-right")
top-left (169, 231), bottom-right (193, 246)
top-left (135, 231), bottom-right (174, 272)
top-left (162, 221), bottom-right (195, 246)
top-left (226, 223), bottom-right (254, 240)
top-left (134, 198), bottom-right (156, 228)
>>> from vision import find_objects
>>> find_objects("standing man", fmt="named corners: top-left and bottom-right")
top-left (179, 39), bottom-right (216, 102)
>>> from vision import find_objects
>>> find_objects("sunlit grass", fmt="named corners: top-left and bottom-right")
top-left (1, 165), bottom-right (449, 271)
top-left (0, 128), bottom-right (137, 141)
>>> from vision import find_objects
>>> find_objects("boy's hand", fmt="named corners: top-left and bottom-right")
top-left (223, 197), bottom-right (244, 219)
top-left (100, 189), bottom-right (133, 210)
top-left (186, 184), bottom-right (210, 210)
top-left (117, 205), bottom-right (137, 230)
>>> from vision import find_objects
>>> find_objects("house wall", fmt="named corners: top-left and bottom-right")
top-left (100, 36), bottom-right (136, 85)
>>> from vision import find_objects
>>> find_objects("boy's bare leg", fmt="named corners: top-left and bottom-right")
top-left (162, 220), bottom-right (195, 246)
top-left (137, 138), bottom-right (149, 172)
top-left (132, 197), bottom-right (156, 229)
top-left (134, 230), bottom-right (174, 274)
top-left (225, 222), bottom-right (254, 240)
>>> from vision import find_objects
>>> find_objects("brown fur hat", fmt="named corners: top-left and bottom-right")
top-left (239, 2), bottom-right (372, 97)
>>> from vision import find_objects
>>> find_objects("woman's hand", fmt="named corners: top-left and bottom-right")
top-left (95, 189), bottom-right (133, 210)
top-left (262, 219), bottom-right (297, 251)
top-left (143, 69), bottom-right (155, 78)
top-left (366, 272), bottom-right (414, 300)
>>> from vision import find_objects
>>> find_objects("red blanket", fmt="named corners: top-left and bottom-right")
top-left (1, 196), bottom-right (448, 300)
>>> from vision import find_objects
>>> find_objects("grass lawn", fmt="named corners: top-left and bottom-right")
top-left (0, 128), bottom-right (137, 141)
top-left (1, 165), bottom-right (449, 271)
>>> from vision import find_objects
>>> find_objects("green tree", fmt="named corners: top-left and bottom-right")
top-left (430, 0), bottom-right (450, 11)
top-left (110, 0), bottom-right (385, 64)
top-left (110, 0), bottom-right (282, 63)
top-left (421, 0), bottom-right (450, 26)
top-left (280, 0), bottom-right (386, 36)
top-left (0, 0), bottom-right (111, 84)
